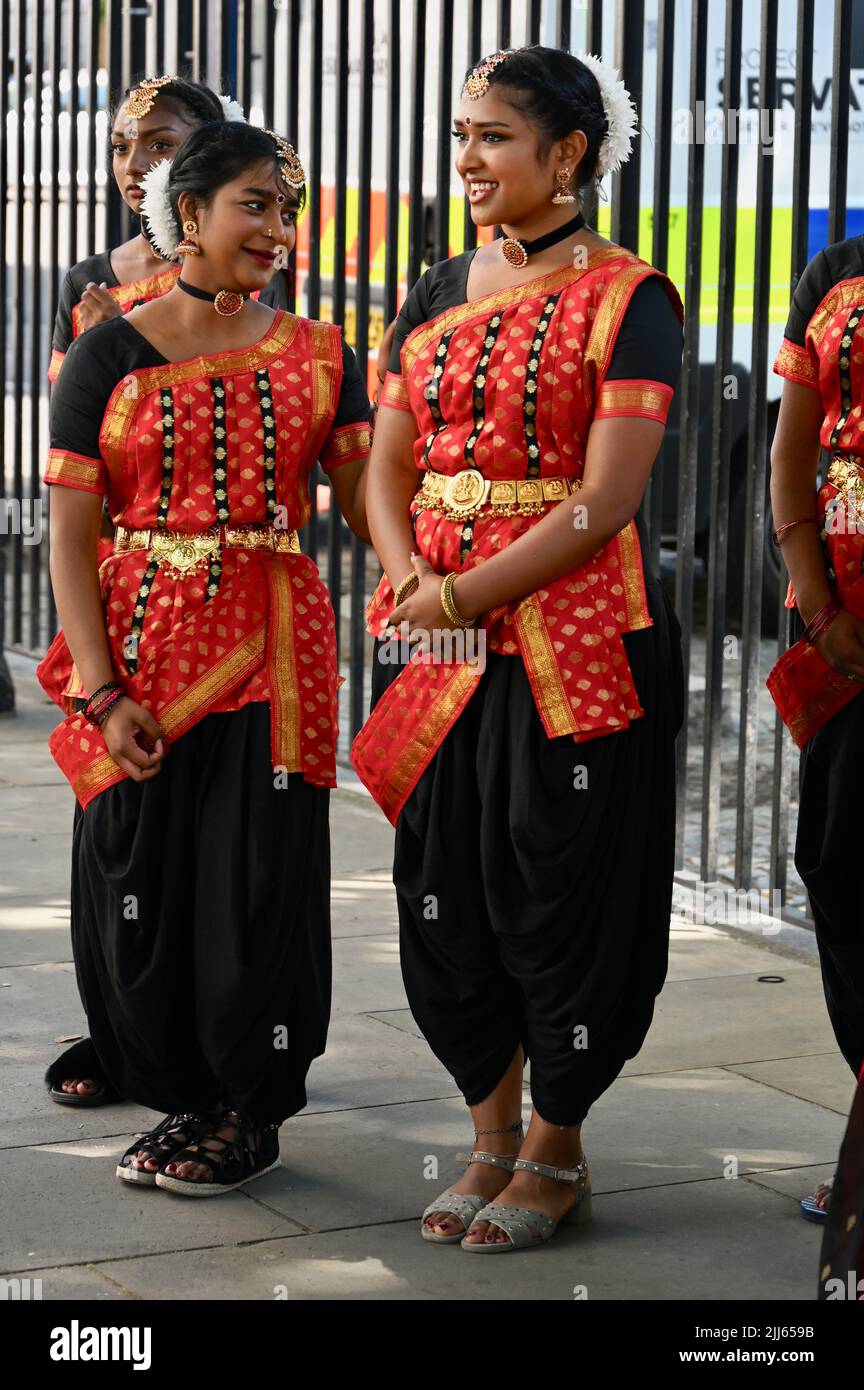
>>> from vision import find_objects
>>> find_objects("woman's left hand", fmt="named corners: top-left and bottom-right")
top-left (77, 282), bottom-right (122, 332)
top-left (387, 554), bottom-right (473, 636)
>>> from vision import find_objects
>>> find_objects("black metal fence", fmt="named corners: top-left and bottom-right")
top-left (1, 0), bottom-right (856, 924)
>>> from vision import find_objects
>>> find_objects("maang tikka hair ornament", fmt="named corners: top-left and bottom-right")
top-left (263, 129), bottom-right (306, 189)
top-left (124, 74), bottom-right (174, 119)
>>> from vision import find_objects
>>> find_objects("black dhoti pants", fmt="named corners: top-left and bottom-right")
top-left (371, 560), bottom-right (685, 1126)
top-left (792, 608), bottom-right (864, 1080)
top-left (69, 702), bottom-right (331, 1123)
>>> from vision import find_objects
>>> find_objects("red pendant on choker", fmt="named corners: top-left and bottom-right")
top-left (177, 279), bottom-right (248, 316)
top-left (500, 210), bottom-right (586, 270)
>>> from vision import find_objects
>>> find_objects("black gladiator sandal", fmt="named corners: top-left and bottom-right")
top-left (153, 1108), bottom-right (282, 1197)
top-left (116, 1111), bottom-right (222, 1187)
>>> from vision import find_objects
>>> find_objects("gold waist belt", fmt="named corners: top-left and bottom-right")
top-left (114, 522), bottom-right (301, 578)
top-left (416, 468), bottom-right (582, 520)
top-left (826, 453), bottom-right (864, 506)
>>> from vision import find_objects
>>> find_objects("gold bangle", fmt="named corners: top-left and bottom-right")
top-left (392, 571), bottom-right (419, 607)
top-left (440, 571), bottom-right (473, 628)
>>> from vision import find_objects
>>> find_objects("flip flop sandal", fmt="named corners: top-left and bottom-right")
top-left (116, 1111), bottom-right (219, 1187)
top-left (154, 1112), bottom-right (282, 1196)
top-left (44, 1037), bottom-right (121, 1107)
top-left (421, 1149), bottom-right (521, 1243)
top-left (461, 1155), bottom-right (592, 1253)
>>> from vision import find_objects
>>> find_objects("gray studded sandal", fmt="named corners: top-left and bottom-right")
top-left (420, 1119), bottom-right (525, 1244)
top-left (461, 1154), bottom-right (592, 1253)
top-left (421, 1148), bottom-right (521, 1243)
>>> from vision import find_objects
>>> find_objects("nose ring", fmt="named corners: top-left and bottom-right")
top-left (266, 227), bottom-right (273, 239)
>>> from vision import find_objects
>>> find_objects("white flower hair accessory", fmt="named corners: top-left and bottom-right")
top-left (218, 93), bottom-right (246, 124)
top-left (576, 51), bottom-right (637, 178)
top-left (139, 159), bottom-right (179, 261)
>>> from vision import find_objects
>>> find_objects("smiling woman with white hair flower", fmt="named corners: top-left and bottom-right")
top-left (38, 120), bottom-right (372, 1196)
top-left (43, 75), bottom-right (292, 1115)
top-left (355, 44), bottom-right (685, 1254)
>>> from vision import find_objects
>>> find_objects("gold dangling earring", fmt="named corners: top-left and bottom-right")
top-left (551, 168), bottom-right (576, 205)
top-left (176, 218), bottom-right (201, 256)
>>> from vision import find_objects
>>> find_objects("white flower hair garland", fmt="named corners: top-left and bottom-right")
top-left (139, 94), bottom-right (248, 261)
top-left (218, 93), bottom-right (246, 123)
top-left (140, 159), bottom-right (180, 260)
top-left (576, 52), bottom-right (637, 177)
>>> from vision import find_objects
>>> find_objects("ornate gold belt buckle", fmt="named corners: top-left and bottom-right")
top-left (829, 455), bottom-right (861, 508)
top-left (149, 529), bottom-right (220, 578)
top-left (442, 468), bottom-right (490, 516)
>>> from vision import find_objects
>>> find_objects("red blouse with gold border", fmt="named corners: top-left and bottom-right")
top-left (350, 246), bottom-right (684, 826)
top-left (768, 237), bottom-right (864, 744)
top-left (38, 309), bottom-right (371, 807)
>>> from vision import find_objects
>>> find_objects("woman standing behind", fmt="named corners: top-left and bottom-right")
top-left (49, 77), bottom-right (229, 385)
top-left (353, 46), bottom-right (685, 1253)
top-left (39, 120), bottom-right (371, 1193)
top-left (767, 235), bottom-right (864, 1223)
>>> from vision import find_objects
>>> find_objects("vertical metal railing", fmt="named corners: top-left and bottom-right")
top-left (673, 0), bottom-right (707, 872)
top-left (735, 0), bottom-right (777, 886)
top-left (701, 0), bottom-right (741, 883)
top-left (0, 0), bottom-right (845, 926)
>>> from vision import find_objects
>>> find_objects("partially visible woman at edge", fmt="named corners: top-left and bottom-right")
top-left (767, 234), bottom-right (864, 1226)
top-left (352, 46), bottom-right (685, 1253)
top-left (38, 120), bottom-right (371, 1193)
top-left (44, 75), bottom-right (288, 1108)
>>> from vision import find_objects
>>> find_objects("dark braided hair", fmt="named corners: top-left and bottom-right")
top-left (166, 121), bottom-right (307, 230)
top-left (472, 46), bottom-right (609, 200)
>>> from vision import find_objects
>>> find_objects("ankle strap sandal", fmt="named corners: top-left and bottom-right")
top-left (420, 1119), bottom-right (525, 1245)
top-left (461, 1153), bottom-right (592, 1254)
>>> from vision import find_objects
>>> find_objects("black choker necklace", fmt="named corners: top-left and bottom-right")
top-left (177, 279), bottom-right (248, 317)
top-left (500, 210), bottom-right (586, 269)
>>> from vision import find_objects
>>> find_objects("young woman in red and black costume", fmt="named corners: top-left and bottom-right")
top-left (38, 121), bottom-right (371, 1193)
top-left (44, 77), bottom-right (291, 1109)
top-left (768, 236), bottom-right (864, 1226)
top-left (354, 46), bottom-right (685, 1252)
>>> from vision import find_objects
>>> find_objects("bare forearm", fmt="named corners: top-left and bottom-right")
top-left (366, 464), bottom-right (420, 592)
top-left (452, 485), bottom-right (635, 620)
top-left (50, 536), bottom-right (116, 694)
top-left (770, 451), bottom-right (831, 624)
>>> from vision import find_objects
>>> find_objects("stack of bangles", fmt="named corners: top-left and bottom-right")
top-left (389, 568), bottom-right (474, 628)
top-left (771, 516), bottom-right (818, 546)
top-left (82, 680), bottom-right (126, 729)
top-left (440, 571), bottom-right (474, 629)
top-left (391, 570), bottom-right (419, 608)
top-left (802, 597), bottom-right (843, 648)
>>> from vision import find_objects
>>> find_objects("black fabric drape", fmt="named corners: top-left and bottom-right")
top-left (371, 523), bottom-right (684, 1125)
top-left (792, 606), bottom-right (864, 1081)
top-left (70, 703), bottom-right (331, 1123)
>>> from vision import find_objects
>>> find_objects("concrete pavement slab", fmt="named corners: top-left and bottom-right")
top-left (72, 1175), bottom-right (820, 1301)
